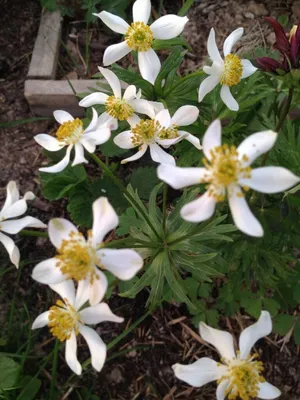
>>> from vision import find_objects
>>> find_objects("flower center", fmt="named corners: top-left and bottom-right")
top-left (131, 119), bottom-right (161, 146)
top-left (56, 231), bottom-right (100, 283)
top-left (202, 144), bottom-right (251, 202)
top-left (219, 353), bottom-right (265, 400)
top-left (221, 54), bottom-right (243, 86)
top-left (125, 22), bottom-right (153, 52)
top-left (56, 119), bottom-right (84, 144)
top-left (105, 96), bottom-right (134, 120)
top-left (158, 124), bottom-right (179, 140)
top-left (48, 299), bottom-right (82, 341)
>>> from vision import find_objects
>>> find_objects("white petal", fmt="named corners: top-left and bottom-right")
top-left (39, 145), bottom-right (73, 173)
top-left (34, 134), bottom-right (64, 151)
top-left (203, 63), bottom-right (222, 75)
top-left (171, 106), bottom-right (199, 127)
top-left (241, 59), bottom-right (257, 79)
top-left (99, 67), bottom-right (121, 98)
top-left (65, 331), bottom-right (82, 375)
top-left (78, 92), bottom-right (109, 108)
top-left (50, 280), bottom-right (76, 305)
top-left (53, 110), bottom-right (74, 124)
top-left (180, 131), bottom-right (202, 150)
top-left (199, 322), bottom-right (236, 360)
top-left (74, 279), bottom-right (90, 310)
top-left (80, 138), bottom-right (96, 154)
top-left (83, 128), bottom-right (111, 146)
top-left (172, 358), bottom-right (226, 387)
top-left (114, 130), bottom-right (135, 149)
top-left (0, 199), bottom-right (27, 220)
top-left (239, 311), bottom-right (272, 359)
top-left (32, 258), bottom-right (65, 284)
top-left (181, 192), bottom-right (216, 222)
top-left (240, 167), bottom-right (300, 194)
top-left (72, 143), bottom-right (88, 166)
top-left (97, 248), bottom-right (143, 280)
top-left (48, 218), bottom-right (78, 249)
top-left (97, 112), bottom-right (118, 130)
top-left (127, 114), bottom-right (141, 128)
top-left (23, 191), bottom-right (35, 201)
top-left (32, 311), bottom-right (50, 329)
top-left (79, 325), bottom-right (106, 372)
top-left (103, 42), bottom-right (131, 66)
top-left (121, 143), bottom-right (148, 164)
top-left (155, 109), bottom-right (171, 128)
top-left (207, 28), bottom-right (223, 64)
top-left (148, 101), bottom-right (165, 113)
top-left (92, 197), bottom-right (119, 246)
top-left (84, 107), bottom-right (98, 133)
top-left (202, 119), bottom-right (222, 160)
top-left (89, 270), bottom-right (108, 305)
top-left (216, 379), bottom-right (230, 400)
top-left (237, 131), bottom-right (277, 166)
top-left (198, 74), bottom-right (221, 102)
top-left (129, 99), bottom-right (155, 119)
top-left (257, 382), bottom-right (281, 399)
top-left (220, 85), bottom-right (239, 111)
top-left (149, 143), bottom-right (175, 165)
top-left (80, 302), bottom-right (124, 324)
top-left (138, 49), bottom-right (161, 85)
top-left (151, 15), bottom-right (188, 39)
top-left (0, 217), bottom-right (46, 234)
top-left (156, 136), bottom-right (185, 147)
top-left (228, 192), bottom-right (263, 237)
top-left (223, 27), bottom-right (244, 56)
top-left (133, 0), bottom-right (151, 24)
top-left (95, 11), bottom-right (129, 34)
top-left (0, 232), bottom-right (20, 268)
top-left (1, 181), bottom-right (19, 214)
top-left (157, 164), bottom-right (206, 189)
top-left (123, 85), bottom-right (137, 101)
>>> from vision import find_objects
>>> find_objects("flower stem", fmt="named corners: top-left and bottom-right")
top-left (49, 339), bottom-right (60, 400)
top-left (19, 230), bottom-right (48, 238)
top-left (162, 183), bottom-right (168, 236)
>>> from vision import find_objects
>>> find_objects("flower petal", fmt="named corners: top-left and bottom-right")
top-left (257, 382), bottom-right (281, 399)
top-left (198, 74), bottom-right (221, 102)
top-left (151, 15), bottom-right (188, 39)
top-left (199, 322), bottom-right (236, 360)
top-left (216, 379), bottom-right (230, 400)
top-left (132, 0), bottom-right (151, 24)
top-left (127, 114), bottom-right (141, 128)
top-left (50, 280), bottom-right (76, 305)
top-left (157, 164), bottom-right (206, 189)
top-left (220, 85), bottom-right (239, 111)
top-left (99, 67), bottom-right (121, 98)
top-left (180, 192), bottom-right (216, 222)
top-left (171, 106), bottom-right (199, 127)
top-left (53, 110), bottom-right (74, 124)
top-left (241, 59), bottom-right (257, 79)
top-left (98, 112), bottom-right (118, 130)
top-left (80, 138), bottom-right (96, 154)
top-left (156, 136), bottom-right (185, 147)
top-left (32, 311), bottom-right (50, 329)
top-left (202, 119), bottom-right (222, 161)
top-left (138, 49), bottom-right (161, 85)
top-left (65, 331), bottom-right (82, 375)
top-left (123, 85), bottom-right (137, 101)
top-left (130, 99), bottom-right (155, 119)
top-left (89, 270), bottom-right (108, 305)
top-left (79, 92), bottom-right (109, 108)
top-left (80, 302), bottom-right (124, 324)
top-left (48, 218), bottom-right (78, 249)
top-left (39, 145), bottom-right (73, 173)
top-left (149, 143), bottom-right (175, 165)
top-left (179, 131), bottom-right (202, 150)
top-left (0, 217), bottom-right (46, 234)
top-left (172, 358), bottom-right (227, 387)
top-left (74, 279), bottom-right (90, 310)
top-left (1, 181), bottom-right (19, 213)
top-left (114, 130), bottom-right (136, 149)
top-left (155, 109), bottom-right (171, 128)
top-left (72, 143), bottom-right (88, 166)
top-left (97, 248), bottom-right (143, 280)
top-left (84, 107), bottom-right (98, 133)
top-left (32, 258), bottom-right (65, 284)
top-left (0, 199), bottom-right (27, 220)
top-left (34, 134), bottom-right (64, 151)
top-left (0, 232), bottom-right (20, 268)
top-left (83, 128), bottom-right (111, 146)
top-left (121, 143), bottom-right (148, 164)
top-left (239, 311), bottom-right (272, 359)
top-left (237, 131), bottom-right (277, 166)
top-left (92, 197), bottom-right (119, 246)
top-left (103, 42), bottom-right (131, 66)
top-left (228, 191), bottom-right (263, 237)
top-left (79, 325), bottom-right (106, 372)
top-left (207, 28), bottom-right (223, 64)
top-left (223, 27), bottom-right (244, 56)
top-left (240, 167), bottom-right (300, 194)
top-left (95, 11), bottom-right (129, 34)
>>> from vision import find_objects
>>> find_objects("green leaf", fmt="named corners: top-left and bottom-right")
top-left (146, 252), bottom-right (165, 309)
top-left (0, 355), bottom-right (20, 390)
top-left (17, 377), bottom-right (41, 400)
top-left (263, 298), bottom-right (280, 316)
top-left (129, 167), bottom-right (161, 200)
top-left (293, 321), bottom-right (300, 345)
top-left (117, 208), bottom-right (143, 236)
top-left (152, 38), bottom-right (190, 51)
top-left (273, 314), bottom-right (294, 335)
top-left (120, 261), bottom-right (156, 298)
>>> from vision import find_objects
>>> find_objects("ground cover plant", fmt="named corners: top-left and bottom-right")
top-left (1, 0), bottom-right (300, 398)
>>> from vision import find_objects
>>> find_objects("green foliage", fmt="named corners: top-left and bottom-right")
top-left (129, 166), bottom-right (160, 200)
top-left (0, 356), bottom-right (20, 390)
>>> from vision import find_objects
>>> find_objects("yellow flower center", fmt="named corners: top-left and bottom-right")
top-left (56, 231), bottom-right (100, 283)
top-left (131, 119), bottom-right (161, 146)
top-left (218, 353), bottom-right (265, 400)
top-left (48, 299), bottom-right (82, 342)
top-left (202, 144), bottom-right (251, 202)
top-left (56, 119), bottom-right (83, 144)
top-left (221, 54), bottom-right (243, 87)
top-left (125, 22), bottom-right (153, 52)
top-left (105, 96), bottom-right (134, 120)
top-left (158, 124), bottom-right (179, 140)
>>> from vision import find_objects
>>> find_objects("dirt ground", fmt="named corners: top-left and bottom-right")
top-left (1, 0), bottom-right (300, 398)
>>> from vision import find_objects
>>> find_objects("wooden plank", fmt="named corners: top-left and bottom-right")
top-left (27, 11), bottom-right (62, 79)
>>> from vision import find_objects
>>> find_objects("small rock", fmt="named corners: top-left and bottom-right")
top-left (266, 32), bottom-right (276, 45)
top-left (244, 12), bottom-right (255, 19)
top-left (292, 1), bottom-right (300, 18)
top-left (248, 1), bottom-right (268, 16)
top-left (108, 367), bottom-right (124, 384)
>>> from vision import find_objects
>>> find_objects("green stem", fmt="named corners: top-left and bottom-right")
top-left (19, 230), bottom-right (48, 238)
top-left (49, 339), bottom-right (60, 400)
top-left (90, 153), bottom-right (161, 241)
top-left (178, 0), bottom-right (195, 16)
top-left (164, 70), bottom-right (204, 97)
top-left (162, 183), bottom-right (168, 236)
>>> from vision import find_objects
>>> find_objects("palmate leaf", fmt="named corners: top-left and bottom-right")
top-left (129, 167), bottom-right (161, 200)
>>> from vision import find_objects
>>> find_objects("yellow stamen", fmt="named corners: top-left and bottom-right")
top-left (125, 22), bottom-right (153, 52)
top-left (158, 124), bottom-right (179, 140)
top-left (131, 119), bottom-right (161, 146)
top-left (221, 54), bottom-right (243, 86)
top-left (48, 299), bottom-right (82, 342)
top-left (105, 96), bottom-right (134, 120)
top-left (56, 119), bottom-right (83, 144)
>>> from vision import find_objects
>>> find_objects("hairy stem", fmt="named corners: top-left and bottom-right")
top-left (162, 183), bottom-right (168, 236)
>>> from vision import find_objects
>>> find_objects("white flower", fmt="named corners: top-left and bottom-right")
top-left (173, 311), bottom-right (281, 400)
top-left (199, 28), bottom-right (258, 111)
top-left (157, 119), bottom-right (300, 237)
top-left (0, 181), bottom-right (46, 268)
top-left (32, 197), bottom-right (143, 305)
top-left (94, 0), bottom-right (188, 84)
top-left (34, 108), bottom-right (111, 174)
top-left (114, 106), bottom-right (201, 165)
top-left (32, 280), bottom-right (124, 375)
top-left (79, 67), bottom-right (156, 129)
